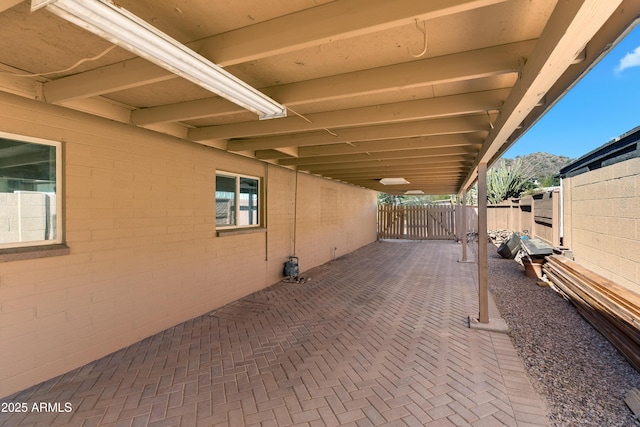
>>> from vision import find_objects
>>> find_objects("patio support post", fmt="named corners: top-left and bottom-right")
top-left (478, 163), bottom-right (489, 323)
top-left (460, 189), bottom-right (468, 262)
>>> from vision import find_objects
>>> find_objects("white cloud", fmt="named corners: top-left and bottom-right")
top-left (615, 45), bottom-right (640, 73)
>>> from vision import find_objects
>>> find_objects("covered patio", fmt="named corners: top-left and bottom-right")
top-left (0, 241), bottom-right (547, 426)
top-left (2, 0), bottom-right (640, 419)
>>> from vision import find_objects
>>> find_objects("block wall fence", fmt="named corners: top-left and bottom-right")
top-left (486, 189), bottom-right (561, 247)
top-left (562, 157), bottom-right (640, 294)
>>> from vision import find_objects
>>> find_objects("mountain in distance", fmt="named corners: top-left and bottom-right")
top-left (497, 152), bottom-right (573, 182)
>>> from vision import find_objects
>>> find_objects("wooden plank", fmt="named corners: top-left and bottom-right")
top-left (544, 263), bottom-right (640, 340)
top-left (546, 267), bottom-right (640, 370)
top-left (548, 255), bottom-right (640, 319)
top-left (543, 255), bottom-right (640, 372)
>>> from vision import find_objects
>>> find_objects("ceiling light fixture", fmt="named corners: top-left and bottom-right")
top-left (404, 190), bottom-right (424, 195)
top-left (31, 0), bottom-right (287, 120)
top-left (379, 178), bottom-right (410, 185)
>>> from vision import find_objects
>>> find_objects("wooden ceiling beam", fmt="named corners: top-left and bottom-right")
top-left (255, 133), bottom-right (483, 160)
top-left (329, 171), bottom-right (467, 181)
top-left (267, 42), bottom-right (529, 105)
top-left (298, 157), bottom-right (473, 172)
top-left (188, 89), bottom-right (508, 141)
top-left (255, 149), bottom-right (295, 160)
top-left (197, 0), bottom-right (508, 65)
top-left (487, 2), bottom-right (640, 166)
top-left (356, 184), bottom-right (462, 194)
top-left (0, 64), bottom-right (41, 99)
top-left (349, 177), bottom-right (465, 186)
top-left (313, 164), bottom-right (471, 176)
top-left (278, 146), bottom-right (475, 166)
top-left (225, 115), bottom-right (492, 151)
top-left (460, 0), bottom-right (625, 191)
top-left (43, 58), bottom-right (177, 104)
top-left (132, 40), bottom-right (531, 125)
top-left (299, 133), bottom-right (482, 157)
top-left (340, 174), bottom-right (463, 182)
top-left (41, 0), bottom-right (507, 103)
top-left (311, 168), bottom-right (471, 180)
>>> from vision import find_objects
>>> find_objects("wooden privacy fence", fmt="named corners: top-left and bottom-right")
top-left (377, 205), bottom-right (458, 240)
top-left (486, 189), bottom-right (561, 246)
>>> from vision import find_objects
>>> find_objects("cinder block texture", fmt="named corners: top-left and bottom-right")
top-left (563, 157), bottom-right (640, 292)
top-left (0, 93), bottom-right (377, 398)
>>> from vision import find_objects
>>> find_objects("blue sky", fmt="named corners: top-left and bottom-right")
top-left (504, 24), bottom-right (640, 159)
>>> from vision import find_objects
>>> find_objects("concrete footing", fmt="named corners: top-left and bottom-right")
top-left (468, 315), bottom-right (510, 333)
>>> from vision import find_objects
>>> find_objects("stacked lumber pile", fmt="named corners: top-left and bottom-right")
top-left (544, 255), bottom-right (640, 372)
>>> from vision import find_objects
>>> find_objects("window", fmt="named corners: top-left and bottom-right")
top-left (216, 172), bottom-right (260, 228)
top-left (0, 133), bottom-right (62, 249)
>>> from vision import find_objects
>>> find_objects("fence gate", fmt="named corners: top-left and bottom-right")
top-left (377, 205), bottom-right (456, 240)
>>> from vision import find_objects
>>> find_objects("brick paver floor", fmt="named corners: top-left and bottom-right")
top-left (0, 240), bottom-right (548, 426)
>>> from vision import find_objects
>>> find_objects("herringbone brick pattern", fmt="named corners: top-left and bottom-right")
top-left (0, 241), bottom-right (548, 426)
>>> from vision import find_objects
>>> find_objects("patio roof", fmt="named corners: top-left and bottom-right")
top-left (1, 0), bottom-right (638, 195)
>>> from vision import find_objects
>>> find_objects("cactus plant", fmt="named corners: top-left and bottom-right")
top-left (486, 159), bottom-right (532, 204)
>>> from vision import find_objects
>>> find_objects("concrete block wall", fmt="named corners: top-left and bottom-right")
top-left (294, 173), bottom-right (378, 269)
top-left (0, 92), bottom-right (378, 398)
top-left (562, 157), bottom-right (640, 293)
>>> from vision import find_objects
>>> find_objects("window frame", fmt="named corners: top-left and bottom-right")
top-left (0, 131), bottom-right (63, 250)
top-left (215, 171), bottom-right (261, 230)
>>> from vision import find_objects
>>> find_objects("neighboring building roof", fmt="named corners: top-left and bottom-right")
top-left (560, 126), bottom-right (640, 178)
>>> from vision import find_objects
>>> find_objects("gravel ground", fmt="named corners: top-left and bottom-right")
top-left (483, 243), bottom-right (640, 427)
